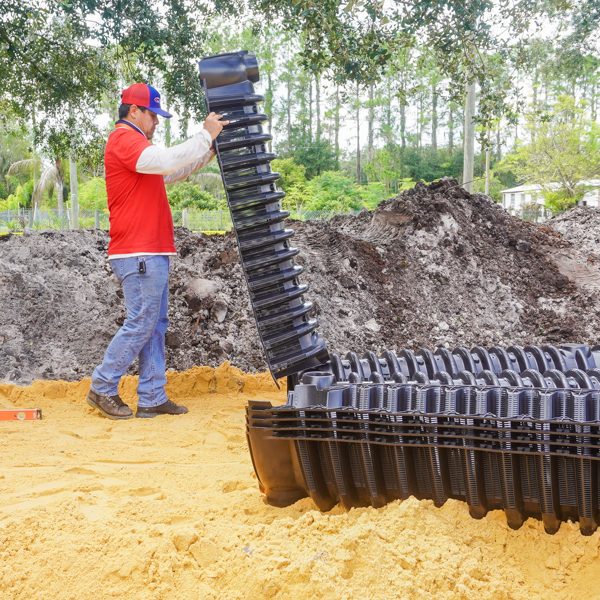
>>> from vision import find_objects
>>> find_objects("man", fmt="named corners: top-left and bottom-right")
top-left (87, 83), bottom-right (228, 420)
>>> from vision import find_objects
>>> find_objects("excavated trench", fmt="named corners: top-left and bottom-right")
top-left (1, 179), bottom-right (599, 385)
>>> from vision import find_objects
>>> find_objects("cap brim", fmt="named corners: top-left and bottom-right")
top-left (145, 107), bottom-right (173, 118)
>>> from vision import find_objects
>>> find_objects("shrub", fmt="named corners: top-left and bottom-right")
top-left (167, 182), bottom-right (221, 210)
top-left (79, 177), bottom-right (108, 209)
top-left (543, 190), bottom-right (579, 212)
top-left (305, 171), bottom-right (364, 211)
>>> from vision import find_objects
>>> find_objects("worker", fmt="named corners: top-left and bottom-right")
top-left (87, 83), bottom-right (228, 420)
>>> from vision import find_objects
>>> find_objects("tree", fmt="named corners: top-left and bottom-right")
top-left (305, 171), bottom-right (363, 211)
top-left (79, 177), bottom-right (108, 210)
top-left (0, 121), bottom-right (33, 199)
top-left (272, 158), bottom-right (307, 191)
top-left (501, 96), bottom-right (600, 209)
top-left (167, 182), bottom-right (222, 210)
top-left (1, 1), bottom-right (210, 160)
top-left (289, 135), bottom-right (338, 179)
top-left (7, 158), bottom-right (65, 212)
top-left (271, 158), bottom-right (309, 211)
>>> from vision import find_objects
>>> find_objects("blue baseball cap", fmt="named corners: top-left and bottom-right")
top-left (121, 83), bottom-right (173, 118)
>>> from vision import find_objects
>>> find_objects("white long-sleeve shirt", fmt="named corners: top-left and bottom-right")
top-left (135, 128), bottom-right (215, 181)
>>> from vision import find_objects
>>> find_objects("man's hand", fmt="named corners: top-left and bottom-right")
top-left (204, 112), bottom-right (229, 140)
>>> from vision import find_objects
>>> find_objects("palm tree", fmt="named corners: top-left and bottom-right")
top-left (6, 158), bottom-right (64, 213)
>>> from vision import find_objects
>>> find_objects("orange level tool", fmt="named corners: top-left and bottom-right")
top-left (0, 409), bottom-right (42, 421)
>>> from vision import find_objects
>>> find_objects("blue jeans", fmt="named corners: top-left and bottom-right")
top-left (91, 256), bottom-right (170, 408)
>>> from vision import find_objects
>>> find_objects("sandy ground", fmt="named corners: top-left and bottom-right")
top-left (1, 363), bottom-right (600, 600)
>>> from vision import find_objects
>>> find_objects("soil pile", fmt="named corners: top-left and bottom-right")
top-left (2, 178), bottom-right (600, 385)
top-left (1, 366), bottom-right (599, 600)
top-left (0, 228), bottom-right (265, 384)
top-left (550, 206), bottom-right (600, 258)
top-left (292, 179), bottom-right (600, 356)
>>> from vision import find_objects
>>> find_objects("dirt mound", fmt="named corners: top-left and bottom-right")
top-left (1, 179), bottom-right (599, 385)
top-left (291, 179), bottom-right (600, 356)
top-left (550, 206), bottom-right (600, 259)
top-left (0, 228), bottom-right (265, 384)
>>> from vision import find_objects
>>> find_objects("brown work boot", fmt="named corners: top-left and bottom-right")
top-left (87, 390), bottom-right (133, 420)
top-left (136, 399), bottom-right (188, 419)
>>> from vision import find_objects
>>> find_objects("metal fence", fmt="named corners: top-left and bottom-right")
top-left (0, 207), bottom-right (358, 233)
top-left (513, 208), bottom-right (566, 223)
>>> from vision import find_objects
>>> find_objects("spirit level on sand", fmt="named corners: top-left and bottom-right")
top-left (0, 409), bottom-right (42, 421)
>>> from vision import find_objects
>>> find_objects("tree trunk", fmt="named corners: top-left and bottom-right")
top-left (485, 126), bottom-right (491, 196)
top-left (448, 104), bottom-right (454, 152)
top-left (67, 156), bottom-right (78, 229)
top-left (56, 161), bottom-right (63, 217)
top-left (316, 75), bottom-right (321, 140)
top-left (432, 83), bottom-right (438, 152)
top-left (180, 111), bottom-right (189, 140)
top-left (386, 80), bottom-right (392, 146)
top-left (267, 71), bottom-right (273, 150)
top-left (417, 94), bottom-right (423, 149)
top-left (462, 81), bottom-right (476, 193)
top-left (356, 83), bottom-right (361, 185)
top-left (31, 105), bottom-right (38, 194)
top-left (496, 121), bottom-right (501, 159)
top-left (308, 76), bottom-right (313, 142)
top-left (368, 84), bottom-right (374, 157)
top-left (165, 97), bottom-right (171, 147)
top-left (592, 82), bottom-right (597, 121)
top-left (287, 76), bottom-right (292, 153)
top-left (335, 84), bottom-right (340, 158)
top-left (400, 101), bottom-right (406, 149)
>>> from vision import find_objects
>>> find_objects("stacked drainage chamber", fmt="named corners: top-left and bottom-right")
top-left (248, 343), bottom-right (600, 535)
top-left (198, 51), bottom-right (329, 383)
top-left (199, 51), bottom-right (600, 535)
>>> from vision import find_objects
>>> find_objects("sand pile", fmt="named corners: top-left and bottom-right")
top-left (2, 180), bottom-right (600, 385)
top-left (0, 364), bottom-right (599, 600)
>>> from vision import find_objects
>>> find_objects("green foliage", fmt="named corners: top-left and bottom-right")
top-left (357, 181), bottom-right (388, 207)
top-left (542, 190), bottom-right (580, 212)
top-left (288, 135), bottom-right (339, 179)
top-left (78, 177), bottom-right (108, 210)
top-left (18, 181), bottom-right (33, 208)
top-left (272, 158), bottom-right (307, 192)
top-left (0, 181), bottom-right (34, 210)
top-left (270, 158), bottom-right (307, 211)
top-left (305, 171), bottom-right (364, 211)
top-left (167, 182), bottom-right (222, 210)
top-left (0, 219), bottom-right (24, 232)
top-left (0, 195), bottom-right (20, 211)
top-left (500, 96), bottom-right (600, 201)
top-left (0, 123), bottom-right (33, 191)
top-left (472, 171), bottom-right (505, 202)
top-left (1, 1), bottom-right (208, 158)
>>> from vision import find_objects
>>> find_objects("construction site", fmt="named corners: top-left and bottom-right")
top-left (2, 177), bottom-right (600, 598)
top-left (4, 44), bottom-right (600, 600)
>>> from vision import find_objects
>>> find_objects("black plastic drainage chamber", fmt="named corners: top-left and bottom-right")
top-left (246, 343), bottom-right (600, 536)
top-left (199, 51), bottom-right (329, 383)
top-left (198, 51), bottom-right (600, 536)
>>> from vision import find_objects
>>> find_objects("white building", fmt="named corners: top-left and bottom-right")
top-left (500, 181), bottom-right (600, 215)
